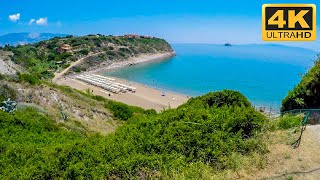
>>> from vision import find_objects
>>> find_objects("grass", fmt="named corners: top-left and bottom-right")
top-left (0, 90), bottom-right (270, 179)
top-left (271, 114), bottom-right (302, 130)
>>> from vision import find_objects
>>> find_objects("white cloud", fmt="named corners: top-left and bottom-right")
top-left (9, 13), bottom-right (20, 22)
top-left (28, 19), bottom-right (35, 25)
top-left (36, 17), bottom-right (47, 25)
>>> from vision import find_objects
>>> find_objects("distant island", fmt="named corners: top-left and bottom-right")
top-left (224, 43), bottom-right (232, 46)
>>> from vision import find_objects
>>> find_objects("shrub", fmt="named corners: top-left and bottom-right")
top-left (199, 90), bottom-right (252, 108)
top-left (0, 73), bottom-right (5, 80)
top-left (73, 67), bottom-right (81, 73)
top-left (107, 101), bottom-right (133, 120)
top-left (110, 90), bottom-right (267, 169)
top-left (0, 84), bottom-right (17, 102)
top-left (274, 114), bottom-right (302, 130)
top-left (282, 57), bottom-right (320, 112)
top-left (106, 50), bottom-right (116, 56)
top-left (0, 91), bottom-right (267, 178)
top-left (62, 63), bottom-right (71, 69)
top-left (92, 95), bottom-right (106, 102)
top-left (79, 49), bottom-right (89, 55)
top-left (60, 52), bottom-right (72, 60)
top-left (144, 109), bottom-right (157, 115)
top-left (18, 74), bottom-right (40, 85)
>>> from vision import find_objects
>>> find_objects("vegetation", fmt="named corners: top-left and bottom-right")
top-left (0, 90), bottom-right (269, 178)
top-left (0, 83), bottom-right (17, 102)
top-left (3, 34), bottom-right (173, 79)
top-left (1, 34), bottom-right (304, 178)
top-left (272, 114), bottom-right (302, 130)
top-left (18, 73), bottom-right (40, 85)
top-left (282, 56), bottom-right (320, 112)
top-left (0, 99), bottom-right (17, 113)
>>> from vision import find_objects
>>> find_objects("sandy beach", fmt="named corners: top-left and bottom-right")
top-left (90, 52), bottom-right (176, 73)
top-left (57, 77), bottom-right (188, 111)
top-left (56, 52), bottom-right (189, 111)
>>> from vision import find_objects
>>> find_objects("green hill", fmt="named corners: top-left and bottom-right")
top-left (0, 34), bottom-right (307, 179)
top-left (0, 89), bottom-right (268, 179)
top-left (1, 34), bottom-right (173, 78)
top-left (282, 55), bottom-right (320, 112)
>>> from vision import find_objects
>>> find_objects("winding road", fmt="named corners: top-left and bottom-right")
top-left (52, 52), bottom-right (105, 82)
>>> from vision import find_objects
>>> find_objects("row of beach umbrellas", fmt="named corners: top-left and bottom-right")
top-left (76, 73), bottom-right (136, 94)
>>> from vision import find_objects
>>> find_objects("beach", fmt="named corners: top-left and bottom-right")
top-left (90, 52), bottom-right (176, 73)
top-left (56, 52), bottom-right (188, 111)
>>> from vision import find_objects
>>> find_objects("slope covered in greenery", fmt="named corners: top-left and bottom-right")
top-left (282, 56), bottom-right (320, 112)
top-left (0, 90), bottom-right (268, 179)
top-left (1, 34), bottom-right (173, 78)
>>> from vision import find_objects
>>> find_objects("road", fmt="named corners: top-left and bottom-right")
top-left (52, 52), bottom-right (104, 82)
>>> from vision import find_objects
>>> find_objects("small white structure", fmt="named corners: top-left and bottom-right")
top-left (76, 73), bottom-right (136, 94)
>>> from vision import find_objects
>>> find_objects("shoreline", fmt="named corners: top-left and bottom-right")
top-left (57, 52), bottom-right (189, 111)
top-left (90, 52), bottom-right (176, 73)
top-left (57, 76), bottom-right (189, 111)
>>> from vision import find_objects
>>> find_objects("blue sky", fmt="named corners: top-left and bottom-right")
top-left (1, 0), bottom-right (319, 50)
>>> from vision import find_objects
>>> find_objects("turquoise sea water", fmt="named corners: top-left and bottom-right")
top-left (104, 44), bottom-right (317, 109)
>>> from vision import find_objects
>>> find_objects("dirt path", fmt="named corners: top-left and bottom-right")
top-left (242, 125), bottom-right (320, 179)
top-left (52, 52), bottom-right (104, 82)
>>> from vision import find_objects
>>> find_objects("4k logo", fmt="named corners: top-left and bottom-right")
top-left (262, 4), bottom-right (316, 41)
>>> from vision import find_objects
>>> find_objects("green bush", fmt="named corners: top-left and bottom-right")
top-left (73, 67), bottom-right (81, 73)
top-left (107, 101), bottom-right (133, 120)
top-left (0, 84), bottom-right (17, 102)
top-left (79, 49), bottom-right (89, 55)
top-left (144, 109), bottom-right (157, 115)
top-left (62, 63), bottom-right (71, 69)
top-left (0, 73), bottom-right (5, 80)
top-left (92, 95), bottom-right (106, 102)
top-left (198, 90), bottom-right (251, 107)
top-left (282, 57), bottom-right (320, 112)
top-left (108, 90), bottom-right (267, 171)
top-left (0, 90), bottom-right (268, 178)
top-left (274, 115), bottom-right (302, 130)
top-left (18, 74), bottom-right (40, 85)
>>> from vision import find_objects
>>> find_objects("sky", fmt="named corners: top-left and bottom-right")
top-left (1, 0), bottom-right (319, 51)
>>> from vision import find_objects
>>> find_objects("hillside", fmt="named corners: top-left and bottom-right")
top-left (0, 33), bottom-right (68, 46)
top-left (0, 76), bottom-right (135, 135)
top-left (0, 88), bottom-right (269, 179)
top-left (1, 34), bottom-right (174, 79)
top-left (1, 34), bottom-right (318, 179)
top-left (1, 81), bottom-right (316, 178)
top-left (282, 55), bottom-right (320, 112)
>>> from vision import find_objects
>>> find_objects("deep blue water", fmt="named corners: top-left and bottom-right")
top-left (104, 44), bottom-right (317, 109)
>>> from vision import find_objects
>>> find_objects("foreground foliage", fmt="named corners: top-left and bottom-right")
top-left (272, 115), bottom-right (302, 130)
top-left (282, 56), bottom-right (320, 112)
top-left (0, 90), bottom-right (268, 178)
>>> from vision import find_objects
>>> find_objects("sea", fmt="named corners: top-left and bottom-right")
top-left (103, 44), bottom-right (317, 109)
